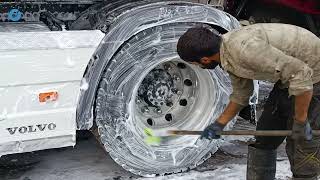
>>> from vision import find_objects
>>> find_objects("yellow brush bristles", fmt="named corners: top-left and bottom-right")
top-left (144, 128), bottom-right (161, 145)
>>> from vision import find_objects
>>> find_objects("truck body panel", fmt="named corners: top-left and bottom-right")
top-left (0, 30), bottom-right (104, 155)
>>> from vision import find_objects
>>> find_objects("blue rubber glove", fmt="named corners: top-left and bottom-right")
top-left (291, 120), bottom-right (313, 142)
top-left (201, 121), bottom-right (225, 140)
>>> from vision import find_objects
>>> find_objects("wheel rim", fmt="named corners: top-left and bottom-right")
top-left (133, 60), bottom-right (220, 140)
top-left (123, 58), bottom-right (231, 168)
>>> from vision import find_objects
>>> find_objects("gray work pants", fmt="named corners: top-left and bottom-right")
top-left (254, 81), bottom-right (320, 179)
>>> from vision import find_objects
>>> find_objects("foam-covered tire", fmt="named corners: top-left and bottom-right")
top-left (95, 23), bottom-right (234, 176)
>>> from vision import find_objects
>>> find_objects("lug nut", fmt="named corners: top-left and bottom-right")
top-left (164, 64), bottom-right (171, 70)
top-left (142, 107), bottom-right (150, 113)
top-left (154, 108), bottom-right (162, 114)
top-left (166, 101), bottom-right (173, 107)
top-left (171, 88), bottom-right (182, 95)
top-left (173, 75), bottom-right (180, 81)
top-left (171, 88), bottom-right (178, 94)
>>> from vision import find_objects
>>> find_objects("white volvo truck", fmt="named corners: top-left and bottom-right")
top-left (0, 0), bottom-right (258, 176)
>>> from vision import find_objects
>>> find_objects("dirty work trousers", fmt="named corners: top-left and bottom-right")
top-left (254, 81), bottom-right (320, 178)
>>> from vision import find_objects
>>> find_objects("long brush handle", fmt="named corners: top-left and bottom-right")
top-left (168, 130), bottom-right (320, 136)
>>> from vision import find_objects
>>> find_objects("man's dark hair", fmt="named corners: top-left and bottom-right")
top-left (177, 27), bottom-right (222, 62)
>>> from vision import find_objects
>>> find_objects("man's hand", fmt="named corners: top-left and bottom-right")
top-left (200, 101), bottom-right (243, 140)
top-left (291, 120), bottom-right (313, 142)
top-left (201, 121), bottom-right (225, 140)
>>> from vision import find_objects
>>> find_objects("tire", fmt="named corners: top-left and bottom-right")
top-left (95, 23), bottom-right (234, 176)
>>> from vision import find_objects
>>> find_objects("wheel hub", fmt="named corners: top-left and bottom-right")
top-left (136, 62), bottom-right (197, 128)
top-left (139, 69), bottom-right (174, 107)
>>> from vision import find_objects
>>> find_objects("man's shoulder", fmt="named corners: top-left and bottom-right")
top-left (222, 24), bottom-right (262, 45)
top-left (240, 23), bottom-right (299, 31)
top-left (222, 23), bottom-right (300, 38)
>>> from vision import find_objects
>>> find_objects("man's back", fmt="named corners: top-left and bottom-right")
top-left (220, 23), bottom-right (320, 106)
top-left (222, 24), bottom-right (320, 81)
top-left (262, 24), bottom-right (320, 80)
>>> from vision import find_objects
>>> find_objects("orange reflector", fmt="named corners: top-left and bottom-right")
top-left (39, 92), bottom-right (58, 102)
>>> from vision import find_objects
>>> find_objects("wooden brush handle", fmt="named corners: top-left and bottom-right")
top-left (168, 130), bottom-right (320, 136)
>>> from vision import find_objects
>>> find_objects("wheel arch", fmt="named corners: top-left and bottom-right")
top-left (76, 1), bottom-right (241, 130)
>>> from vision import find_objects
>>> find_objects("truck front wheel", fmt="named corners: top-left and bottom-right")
top-left (95, 23), bottom-right (234, 176)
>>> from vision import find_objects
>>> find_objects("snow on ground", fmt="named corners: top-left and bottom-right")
top-left (0, 96), bottom-right (297, 180)
top-left (139, 161), bottom-right (292, 180)
top-left (0, 132), bottom-right (294, 180)
top-left (0, 117), bottom-right (297, 180)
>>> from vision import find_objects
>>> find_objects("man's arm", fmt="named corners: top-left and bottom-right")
top-left (217, 89), bottom-right (313, 125)
top-left (219, 73), bottom-right (254, 125)
top-left (217, 101), bottom-right (244, 125)
top-left (201, 100), bottom-right (243, 139)
top-left (200, 73), bottom-right (253, 140)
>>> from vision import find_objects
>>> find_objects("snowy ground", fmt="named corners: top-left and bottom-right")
top-left (140, 161), bottom-right (292, 180)
top-left (0, 119), bottom-right (293, 180)
top-left (0, 82), bottom-right (295, 180)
